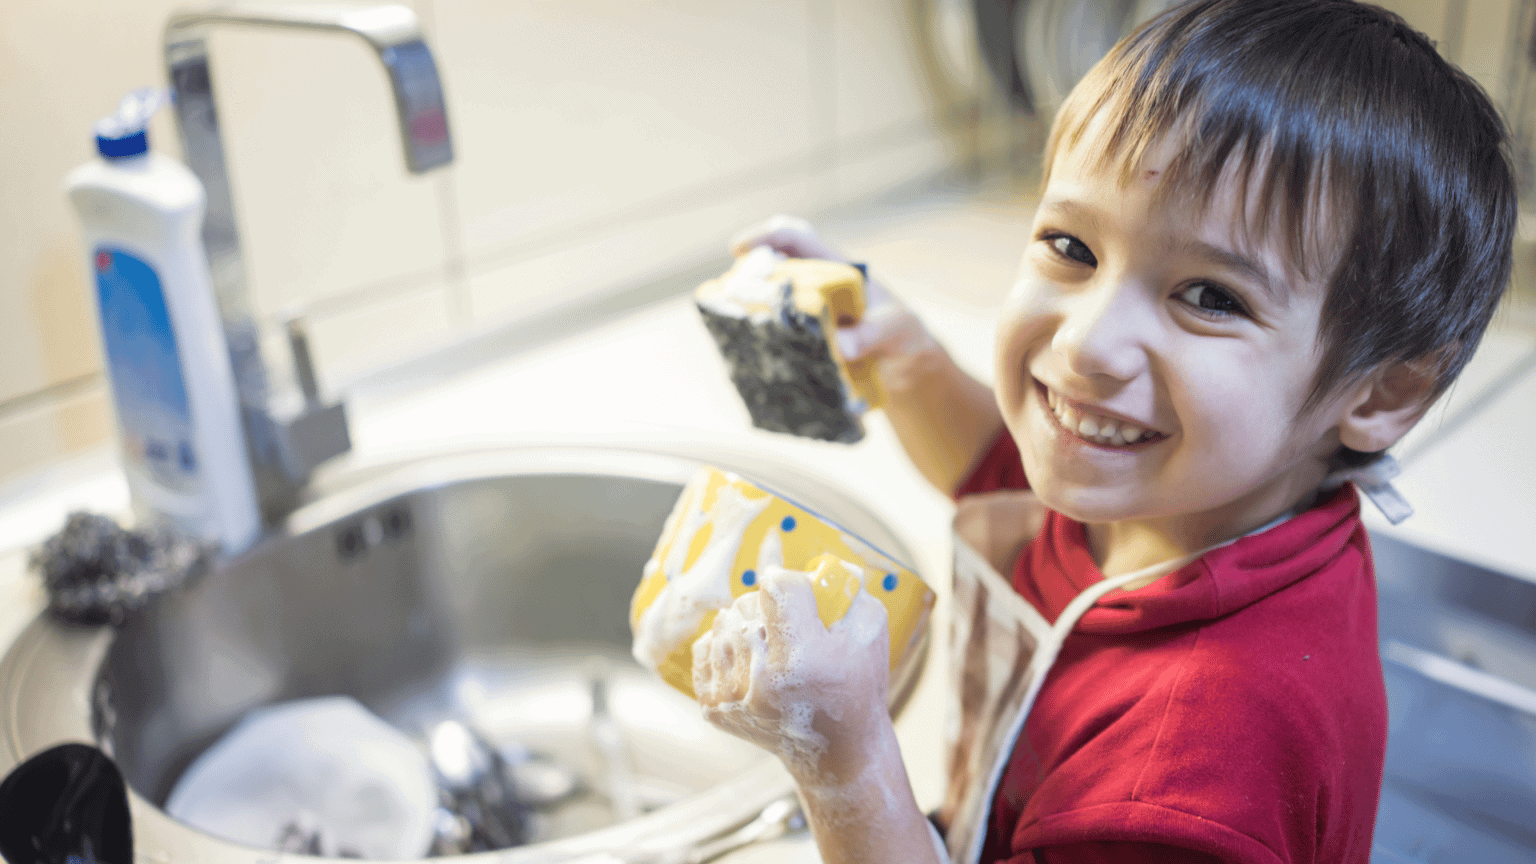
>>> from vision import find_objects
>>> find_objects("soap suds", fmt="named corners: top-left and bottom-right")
top-left (756, 525), bottom-right (784, 572)
top-left (633, 478), bottom-right (771, 670)
top-left (829, 577), bottom-right (885, 650)
top-left (696, 246), bottom-right (791, 320)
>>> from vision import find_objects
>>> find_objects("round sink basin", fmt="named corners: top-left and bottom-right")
top-left (0, 443), bottom-right (927, 862)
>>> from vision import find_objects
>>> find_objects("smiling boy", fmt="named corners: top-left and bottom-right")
top-left (690, 1), bottom-right (1516, 863)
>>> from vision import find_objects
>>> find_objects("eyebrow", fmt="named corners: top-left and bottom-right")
top-left (1036, 199), bottom-right (1104, 235)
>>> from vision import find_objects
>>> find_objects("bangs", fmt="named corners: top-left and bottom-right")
top-left (1041, 10), bottom-right (1350, 288)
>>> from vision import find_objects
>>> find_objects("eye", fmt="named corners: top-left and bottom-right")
top-left (1043, 233), bottom-right (1097, 267)
top-left (1174, 282), bottom-right (1247, 318)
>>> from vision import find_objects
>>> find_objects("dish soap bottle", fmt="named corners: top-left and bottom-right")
top-left (65, 88), bottom-right (260, 554)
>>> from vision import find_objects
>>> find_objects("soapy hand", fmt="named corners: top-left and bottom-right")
top-left (729, 215), bottom-right (942, 394)
top-left (692, 566), bottom-right (891, 786)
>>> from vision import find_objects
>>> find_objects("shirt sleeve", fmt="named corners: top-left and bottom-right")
top-left (953, 427), bottom-right (1029, 501)
top-left (1030, 842), bottom-right (1228, 864)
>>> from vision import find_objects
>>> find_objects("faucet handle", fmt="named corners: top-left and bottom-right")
top-left (382, 39), bottom-right (453, 173)
top-left (274, 312), bottom-right (351, 481)
top-left (284, 313), bottom-right (322, 408)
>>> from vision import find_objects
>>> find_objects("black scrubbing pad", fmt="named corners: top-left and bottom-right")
top-left (31, 512), bottom-right (211, 626)
top-left (698, 292), bottom-right (865, 444)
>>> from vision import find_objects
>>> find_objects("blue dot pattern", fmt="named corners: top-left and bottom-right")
top-left (781, 516), bottom-right (796, 532)
top-left (882, 573), bottom-right (898, 591)
top-left (742, 569), bottom-right (757, 587)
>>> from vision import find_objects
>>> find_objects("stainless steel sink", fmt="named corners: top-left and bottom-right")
top-left (0, 443), bottom-right (927, 862)
top-left (1369, 530), bottom-right (1536, 864)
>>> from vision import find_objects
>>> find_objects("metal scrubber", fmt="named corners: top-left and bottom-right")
top-left (696, 251), bottom-right (882, 444)
top-left (31, 512), bottom-right (211, 626)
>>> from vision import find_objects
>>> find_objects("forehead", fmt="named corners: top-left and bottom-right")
top-left (1044, 108), bottom-right (1344, 288)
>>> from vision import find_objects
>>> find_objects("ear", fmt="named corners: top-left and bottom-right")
top-left (1335, 356), bottom-right (1442, 453)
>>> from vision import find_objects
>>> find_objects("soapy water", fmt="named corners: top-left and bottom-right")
top-left (693, 566), bottom-right (889, 785)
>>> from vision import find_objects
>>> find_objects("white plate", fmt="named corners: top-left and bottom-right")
top-left (166, 696), bottom-right (436, 859)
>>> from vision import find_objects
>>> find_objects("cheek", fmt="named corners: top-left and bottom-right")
top-left (1169, 359), bottom-right (1298, 467)
top-left (1004, 250), bottom-right (1062, 315)
top-left (994, 278), bottom-right (1057, 395)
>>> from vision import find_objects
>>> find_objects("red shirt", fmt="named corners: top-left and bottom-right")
top-left (955, 432), bottom-right (1387, 864)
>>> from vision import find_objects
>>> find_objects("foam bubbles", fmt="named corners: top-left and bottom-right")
top-left (633, 480), bottom-right (772, 670)
top-left (831, 587), bottom-right (886, 649)
top-left (696, 245), bottom-right (791, 320)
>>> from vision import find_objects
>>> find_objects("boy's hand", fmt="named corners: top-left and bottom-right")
top-left (730, 214), bottom-right (1004, 499)
top-left (954, 490), bottom-right (1048, 575)
top-left (692, 566), bottom-right (892, 787)
top-left (729, 214), bottom-right (844, 262)
top-left (729, 215), bottom-right (942, 394)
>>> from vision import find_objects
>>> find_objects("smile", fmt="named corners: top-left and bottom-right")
top-left (1038, 382), bottom-right (1166, 448)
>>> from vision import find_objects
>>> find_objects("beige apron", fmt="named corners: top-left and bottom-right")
top-left (935, 533), bottom-right (1207, 864)
top-left (930, 463), bottom-right (1403, 864)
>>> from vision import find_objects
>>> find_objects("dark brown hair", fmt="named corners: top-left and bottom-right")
top-left (1043, 0), bottom-right (1516, 422)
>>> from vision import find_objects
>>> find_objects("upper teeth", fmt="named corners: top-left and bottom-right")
top-left (1045, 389), bottom-right (1149, 446)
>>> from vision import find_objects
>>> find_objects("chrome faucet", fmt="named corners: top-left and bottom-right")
top-left (164, 4), bottom-right (454, 528)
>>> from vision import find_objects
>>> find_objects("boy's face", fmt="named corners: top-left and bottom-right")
top-left (995, 134), bottom-right (1352, 547)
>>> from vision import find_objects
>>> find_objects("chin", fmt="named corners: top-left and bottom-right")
top-left (1027, 478), bottom-right (1146, 526)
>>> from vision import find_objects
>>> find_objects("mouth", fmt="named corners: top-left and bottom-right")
top-left (1035, 380), bottom-right (1168, 449)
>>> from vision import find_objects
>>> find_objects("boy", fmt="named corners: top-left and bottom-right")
top-left (689, 1), bottom-right (1515, 863)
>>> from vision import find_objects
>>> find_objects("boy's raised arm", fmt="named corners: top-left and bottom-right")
top-left (731, 217), bottom-right (1004, 497)
top-left (868, 322), bottom-right (1005, 497)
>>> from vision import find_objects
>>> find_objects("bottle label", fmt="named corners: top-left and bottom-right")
top-left (93, 247), bottom-right (198, 493)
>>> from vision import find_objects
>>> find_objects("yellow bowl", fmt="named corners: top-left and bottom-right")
top-left (630, 466), bottom-right (933, 699)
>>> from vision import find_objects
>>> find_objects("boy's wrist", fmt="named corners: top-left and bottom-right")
top-left (780, 704), bottom-right (898, 791)
top-left (877, 338), bottom-right (963, 405)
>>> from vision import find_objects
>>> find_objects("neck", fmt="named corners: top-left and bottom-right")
top-left (1085, 466), bottom-right (1327, 588)
top-left (1087, 522), bottom-right (1191, 585)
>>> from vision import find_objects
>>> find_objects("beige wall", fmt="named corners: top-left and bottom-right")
top-left (0, 0), bottom-right (958, 488)
top-left (1383, 0), bottom-right (1525, 87)
top-left (6, 0), bottom-right (1522, 491)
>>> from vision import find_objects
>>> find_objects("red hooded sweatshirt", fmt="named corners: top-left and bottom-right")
top-left (955, 432), bottom-right (1388, 864)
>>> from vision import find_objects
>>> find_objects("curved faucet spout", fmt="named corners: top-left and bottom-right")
top-left (166, 5), bottom-right (453, 174)
top-left (163, 3), bottom-right (455, 530)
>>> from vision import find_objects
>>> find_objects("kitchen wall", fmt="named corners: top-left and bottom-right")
top-left (0, 0), bottom-right (968, 489)
top-left (5, 0), bottom-right (1529, 494)
top-left (1387, 0), bottom-right (1525, 93)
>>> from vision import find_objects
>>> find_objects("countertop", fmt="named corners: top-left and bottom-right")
top-left (2, 188), bottom-right (1534, 860)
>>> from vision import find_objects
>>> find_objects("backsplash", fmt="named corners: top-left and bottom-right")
top-left (0, 0), bottom-right (966, 488)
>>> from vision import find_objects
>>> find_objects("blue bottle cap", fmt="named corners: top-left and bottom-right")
top-left (93, 88), bottom-right (165, 160)
top-left (95, 130), bottom-right (148, 159)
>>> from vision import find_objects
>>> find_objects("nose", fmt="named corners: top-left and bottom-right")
top-left (1051, 276), bottom-right (1148, 382)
